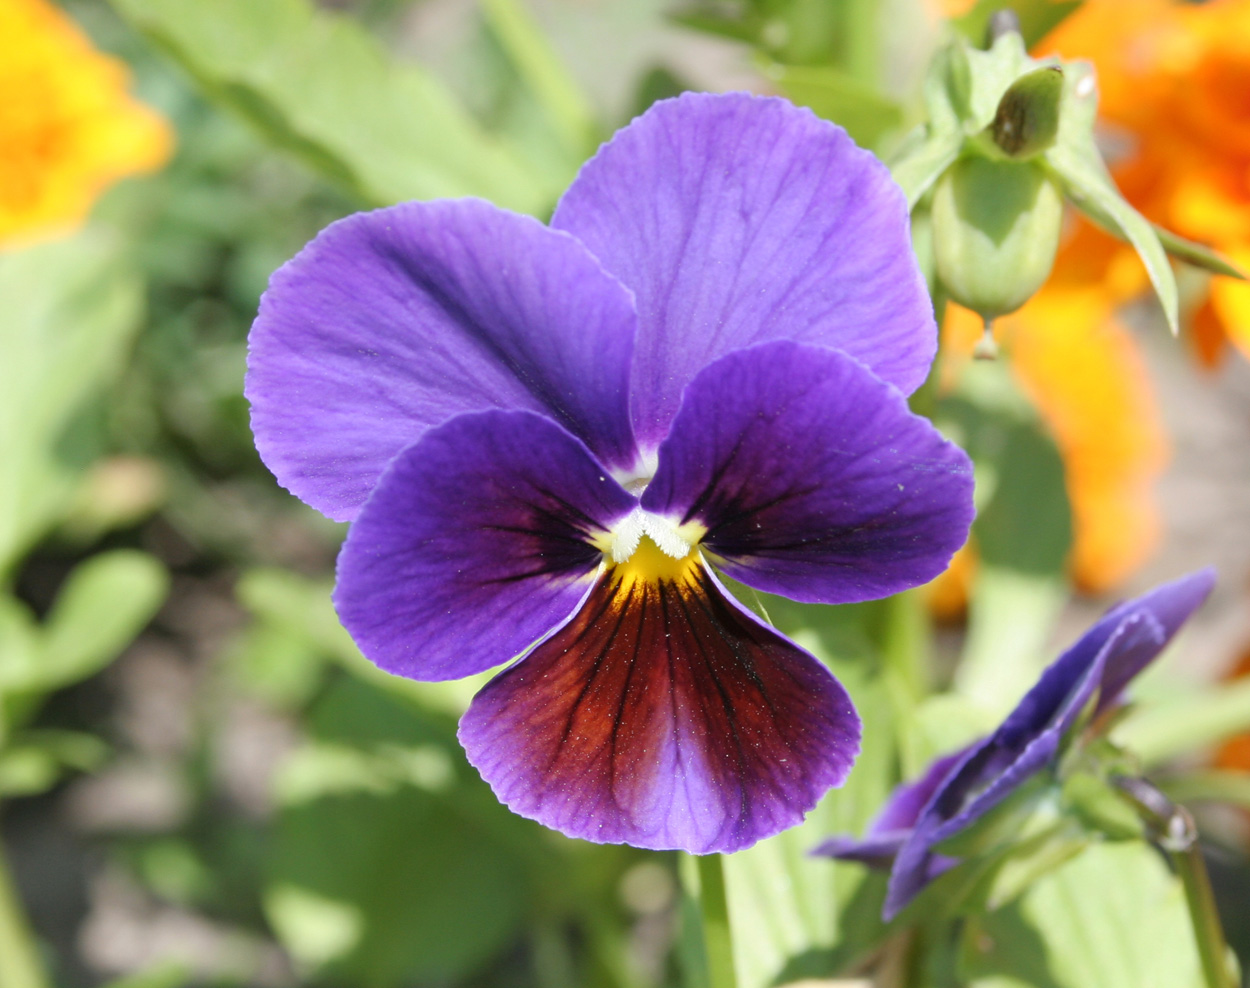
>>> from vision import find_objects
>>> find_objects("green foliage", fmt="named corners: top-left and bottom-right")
top-left (108, 0), bottom-right (560, 213)
top-left (0, 234), bottom-right (146, 577)
top-left (962, 842), bottom-right (1204, 987)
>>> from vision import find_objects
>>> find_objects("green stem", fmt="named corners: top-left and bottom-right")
top-left (1172, 838), bottom-right (1236, 988)
top-left (680, 853), bottom-right (737, 988)
top-left (0, 820), bottom-right (51, 988)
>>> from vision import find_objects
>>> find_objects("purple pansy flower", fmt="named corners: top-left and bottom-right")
top-left (246, 92), bottom-right (975, 854)
top-left (815, 569), bottom-right (1216, 917)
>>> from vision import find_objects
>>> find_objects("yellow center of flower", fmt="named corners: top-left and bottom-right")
top-left (612, 534), bottom-right (702, 587)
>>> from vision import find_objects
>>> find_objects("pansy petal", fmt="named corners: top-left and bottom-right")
top-left (551, 92), bottom-right (935, 447)
top-left (812, 749), bottom-right (966, 867)
top-left (640, 342), bottom-right (974, 604)
top-left (458, 556), bottom-right (860, 853)
top-left (1096, 568), bottom-right (1215, 709)
top-left (247, 198), bottom-right (639, 521)
top-left (334, 410), bottom-right (636, 682)
top-left (883, 598), bottom-right (1194, 919)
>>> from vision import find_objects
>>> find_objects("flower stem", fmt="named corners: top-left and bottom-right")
top-left (680, 853), bottom-right (738, 988)
top-left (1172, 837), bottom-right (1236, 988)
top-left (0, 820), bottom-right (50, 988)
top-left (696, 854), bottom-right (738, 988)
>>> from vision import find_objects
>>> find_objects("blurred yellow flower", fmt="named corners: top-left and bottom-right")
top-left (0, 0), bottom-right (172, 248)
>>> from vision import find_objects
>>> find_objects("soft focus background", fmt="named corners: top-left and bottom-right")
top-left (3, 0), bottom-right (1250, 986)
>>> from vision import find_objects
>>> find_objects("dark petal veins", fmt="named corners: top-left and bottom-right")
top-left (334, 410), bottom-right (636, 682)
top-left (552, 92), bottom-right (935, 447)
top-left (458, 556), bottom-right (860, 853)
top-left (642, 341), bottom-right (975, 604)
top-left (247, 198), bottom-right (639, 521)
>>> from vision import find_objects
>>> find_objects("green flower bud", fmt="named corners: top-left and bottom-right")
top-left (931, 155), bottom-right (1064, 319)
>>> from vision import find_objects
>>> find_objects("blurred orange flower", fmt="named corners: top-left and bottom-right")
top-left (1040, 0), bottom-right (1250, 365)
top-left (0, 0), bottom-right (172, 248)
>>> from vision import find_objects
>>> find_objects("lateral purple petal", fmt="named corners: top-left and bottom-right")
top-left (458, 560), bottom-right (861, 853)
top-left (334, 410), bottom-right (636, 682)
top-left (552, 92), bottom-right (935, 447)
top-left (640, 341), bottom-right (974, 604)
top-left (247, 199), bottom-right (639, 521)
top-left (812, 749), bottom-right (967, 867)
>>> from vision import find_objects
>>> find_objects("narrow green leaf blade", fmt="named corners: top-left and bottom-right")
top-left (1154, 226), bottom-right (1247, 280)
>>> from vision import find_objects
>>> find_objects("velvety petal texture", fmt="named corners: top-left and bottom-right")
top-left (248, 198), bottom-right (639, 521)
top-left (552, 92), bottom-right (936, 448)
top-left (459, 552), bottom-right (860, 853)
top-left (873, 569), bottom-right (1215, 919)
top-left (334, 410), bottom-right (637, 682)
top-left (642, 342), bottom-right (975, 603)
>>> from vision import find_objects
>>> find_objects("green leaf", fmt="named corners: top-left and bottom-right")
top-left (109, 0), bottom-right (555, 213)
top-left (961, 842), bottom-right (1203, 988)
top-left (1154, 226), bottom-right (1248, 280)
top-left (99, 963), bottom-right (191, 988)
top-left (0, 233), bottom-right (145, 576)
top-left (1156, 770), bottom-right (1250, 811)
top-left (235, 568), bottom-right (485, 715)
top-left (0, 731), bottom-right (108, 797)
top-left (1045, 62), bottom-right (1179, 332)
top-left (36, 551), bottom-right (168, 693)
top-left (1114, 678), bottom-right (1250, 767)
top-left (481, 0), bottom-right (598, 157)
top-left (952, 0), bottom-right (1084, 48)
top-left (767, 62), bottom-right (904, 150)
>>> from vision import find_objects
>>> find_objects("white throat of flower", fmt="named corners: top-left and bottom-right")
top-left (607, 506), bottom-right (692, 564)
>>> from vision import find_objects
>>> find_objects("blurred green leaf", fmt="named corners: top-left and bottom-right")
top-left (1115, 678), bottom-right (1250, 767)
top-left (33, 551), bottom-right (166, 693)
top-left (1157, 770), bottom-right (1250, 810)
top-left (481, 0), bottom-right (598, 157)
top-left (0, 730), bottom-right (108, 797)
top-left (0, 233), bottom-right (146, 576)
top-left (109, 0), bottom-right (556, 213)
top-left (951, 0), bottom-right (1083, 48)
top-left (99, 962), bottom-right (191, 988)
top-left (261, 674), bottom-right (558, 983)
top-left (767, 63), bottom-right (904, 149)
top-left (961, 842), bottom-right (1203, 987)
top-left (937, 364), bottom-right (1071, 717)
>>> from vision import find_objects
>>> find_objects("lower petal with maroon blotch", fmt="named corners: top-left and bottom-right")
top-left (458, 543), bottom-right (860, 854)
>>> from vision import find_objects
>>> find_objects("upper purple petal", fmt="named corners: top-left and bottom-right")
top-left (247, 198), bottom-right (639, 521)
top-left (551, 92), bottom-right (936, 448)
top-left (333, 410), bottom-right (636, 682)
top-left (640, 341), bottom-right (974, 604)
top-left (458, 558), bottom-right (860, 853)
top-left (882, 569), bottom-right (1216, 919)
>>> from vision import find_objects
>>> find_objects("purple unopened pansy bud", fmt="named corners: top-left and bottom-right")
top-left (246, 92), bottom-right (976, 854)
top-left (814, 569), bottom-right (1216, 917)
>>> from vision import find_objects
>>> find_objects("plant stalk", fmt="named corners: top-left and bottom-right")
top-left (0, 820), bottom-right (51, 988)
